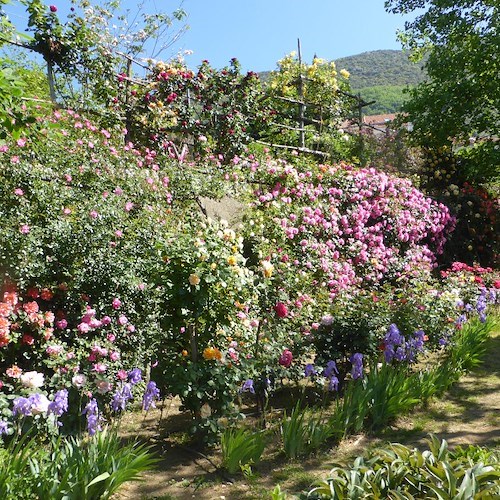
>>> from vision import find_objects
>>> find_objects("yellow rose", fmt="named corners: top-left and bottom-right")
top-left (227, 255), bottom-right (237, 266)
top-left (188, 274), bottom-right (200, 286)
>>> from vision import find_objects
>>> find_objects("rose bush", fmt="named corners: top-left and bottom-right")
top-left (241, 157), bottom-right (455, 307)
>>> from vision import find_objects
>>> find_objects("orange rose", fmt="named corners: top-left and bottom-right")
top-left (202, 346), bottom-right (222, 361)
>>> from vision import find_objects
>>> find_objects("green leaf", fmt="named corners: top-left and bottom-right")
top-left (86, 471), bottom-right (111, 487)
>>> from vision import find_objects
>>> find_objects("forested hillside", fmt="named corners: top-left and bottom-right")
top-left (336, 50), bottom-right (426, 115)
top-left (335, 49), bottom-right (426, 89)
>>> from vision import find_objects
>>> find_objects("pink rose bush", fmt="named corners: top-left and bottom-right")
top-left (245, 160), bottom-right (455, 302)
top-left (0, 285), bottom-right (161, 435)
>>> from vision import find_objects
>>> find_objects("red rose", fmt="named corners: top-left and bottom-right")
top-left (278, 349), bottom-right (293, 368)
top-left (49, 5), bottom-right (57, 12)
top-left (274, 302), bottom-right (288, 318)
top-left (22, 334), bottom-right (35, 346)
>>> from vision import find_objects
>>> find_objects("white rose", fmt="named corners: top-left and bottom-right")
top-left (20, 371), bottom-right (45, 389)
top-left (72, 373), bottom-right (87, 389)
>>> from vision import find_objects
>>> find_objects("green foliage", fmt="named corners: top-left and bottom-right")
top-left (445, 317), bottom-right (497, 378)
top-left (0, 429), bottom-right (157, 500)
top-left (281, 403), bottom-right (309, 459)
top-left (0, 59), bottom-right (37, 140)
top-left (269, 484), bottom-right (288, 500)
top-left (385, 0), bottom-right (499, 184)
top-left (0, 431), bottom-right (40, 498)
top-left (304, 435), bottom-right (500, 499)
top-left (362, 363), bottom-right (420, 431)
top-left (358, 85), bottom-right (408, 115)
top-left (220, 426), bottom-right (266, 475)
top-left (281, 403), bottom-right (334, 459)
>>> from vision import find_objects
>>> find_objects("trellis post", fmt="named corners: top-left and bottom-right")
top-left (297, 38), bottom-right (306, 149)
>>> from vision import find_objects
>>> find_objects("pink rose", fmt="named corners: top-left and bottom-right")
top-left (56, 319), bottom-right (68, 330)
top-left (93, 362), bottom-right (107, 374)
top-left (77, 322), bottom-right (90, 334)
top-left (118, 315), bottom-right (128, 326)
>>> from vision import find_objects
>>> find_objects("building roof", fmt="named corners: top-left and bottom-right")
top-left (362, 113), bottom-right (397, 125)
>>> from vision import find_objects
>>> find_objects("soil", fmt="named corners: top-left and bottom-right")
top-left (115, 328), bottom-right (500, 500)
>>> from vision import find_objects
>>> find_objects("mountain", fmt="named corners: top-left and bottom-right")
top-left (334, 50), bottom-right (427, 115)
top-left (334, 49), bottom-right (426, 89)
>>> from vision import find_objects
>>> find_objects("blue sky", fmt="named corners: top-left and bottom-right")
top-left (3, 0), bottom-right (416, 71)
top-left (179, 0), bottom-right (415, 71)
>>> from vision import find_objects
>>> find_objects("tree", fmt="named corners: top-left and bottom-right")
top-left (385, 0), bottom-right (499, 181)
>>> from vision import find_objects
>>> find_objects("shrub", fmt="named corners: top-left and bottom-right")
top-left (243, 159), bottom-right (455, 346)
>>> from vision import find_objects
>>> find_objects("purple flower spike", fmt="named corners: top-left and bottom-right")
top-left (240, 379), bottom-right (255, 395)
top-left (48, 389), bottom-right (69, 417)
top-left (304, 364), bottom-right (317, 378)
top-left (128, 368), bottom-right (142, 385)
top-left (142, 381), bottom-right (160, 410)
top-left (83, 398), bottom-right (101, 436)
top-left (324, 360), bottom-right (339, 378)
top-left (351, 353), bottom-right (364, 380)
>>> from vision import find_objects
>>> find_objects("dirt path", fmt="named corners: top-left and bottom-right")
top-left (116, 329), bottom-right (500, 500)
